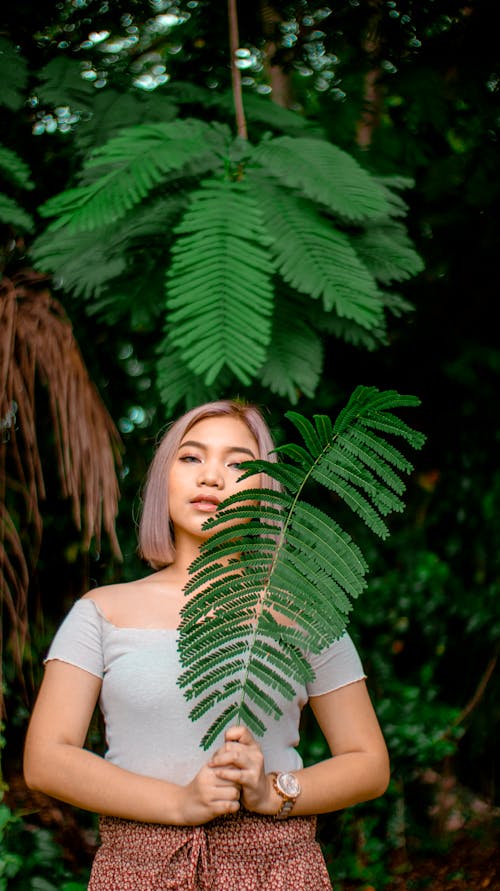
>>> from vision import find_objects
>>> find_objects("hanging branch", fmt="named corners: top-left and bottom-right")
top-left (0, 271), bottom-right (123, 711)
top-left (228, 0), bottom-right (248, 139)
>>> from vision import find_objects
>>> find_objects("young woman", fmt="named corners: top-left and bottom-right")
top-left (24, 400), bottom-right (390, 890)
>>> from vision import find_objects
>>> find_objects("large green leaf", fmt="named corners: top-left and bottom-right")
top-left (0, 194), bottom-right (34, 232)
top-left (0, 38), bottom-right (28, 111)
top-left (32, 195), bottom-right (184, 305)
top-left (254, 175), bottom-right (383, 327)
top-left (166, 177), bottom-right (275, 385)
top-left (258, 294), bottom-right (323, 403)
top-left (254, 136), bottom-right (392, 221)
top-left (36, 57), bottom-right (96, 112)
top-left (352, 222), bottom-right (425, 284)
top-left (156, 337), bottom-right (224, 415)
top-left (0, 146), bottom-right (34, 191)
top-left (38, 119), bottom-right (222, 231)
top-left (178, 387), bottom-right (425, 747)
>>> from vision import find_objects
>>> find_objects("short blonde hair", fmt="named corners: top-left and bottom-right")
top-left (138, 400), bottom-right (280, 568)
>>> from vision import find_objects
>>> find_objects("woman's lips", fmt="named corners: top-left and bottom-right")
top-left (191, 497), bottom-right (220, 512)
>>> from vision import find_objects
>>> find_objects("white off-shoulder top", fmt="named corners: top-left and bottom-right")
top-left (45, 598), bottom-right (366, 786)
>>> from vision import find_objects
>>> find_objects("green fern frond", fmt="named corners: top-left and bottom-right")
top-left (36, 57), bottom-right (96, 112)
top-left (38, 119), bottom-right (221, 231)
top-left (258, 294), bottom-right (323, 403)
top-left (166, 83), bottom-right (310, 135)
top-left (166, 177), bottom-right (275, 385)
top-left (254, 136), bottom-right (391, 221)
top-left (74, 89), bottom-right (179, 152)
top-left (352, 222), bottom-right (425, 284)
top-left (241, 93), bottom-right (312, 134)
top-left (378, 290), bottom-right (415, 318)
top-left (31, 225), bottom-right (127, 299)
top-left (253, 176), bottom-right (383, 327)
top-left (0, 38), bottom-right (29, 111)
top-left (0, 194), bottom-right (34, 232)
top-left (32, 195), bottom-right (184, 303)
top-left (374, 175), bottom-right (415, 219)
top-left (157, 337), bottom-right (223, 415)
top-left (178, 386), bottom-right (425, 748)
top-left (0, 146), bottom-right (34, 191)
top-left (314, 308), bottom-right (388, 349)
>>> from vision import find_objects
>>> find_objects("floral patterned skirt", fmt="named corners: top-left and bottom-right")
top-left (88, 810), bottom-right (332, 890)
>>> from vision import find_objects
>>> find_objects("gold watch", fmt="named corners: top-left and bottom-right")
top-left (271, 771), bottom-right (301, 819)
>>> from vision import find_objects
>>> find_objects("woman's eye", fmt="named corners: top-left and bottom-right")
top-left (228, 462), bottom-right (242, 470)
top-left (179, 455), bottom-right (200, 463)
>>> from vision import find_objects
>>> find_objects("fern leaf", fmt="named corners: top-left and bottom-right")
top-left (178, 386), bottom-right (425, 747)
top-left (38, 120), bottom-right (220, 231)
top-left (253, 176), bottom-right (383, 328)
top-left (0, 38), bottom-right (28, 111)
top-left (373, 175), bottom-right (415, 219)
top-left (314, 309), bottom-right (388, 350)
top-left (166, 177), bottom-right (275, 385)
top-left (0, 194), bottom-right (34, 232)
top-left (190, 687), bottom-right (242, 723)
top-left (74, 90), bottom-right (178, 153)
top-left (0, 146), bottom-right (34, 191)
top-left (157, 337), bottom-right (224, 415)
top-left (254, 136), bottom-right (391, 221)
top-left (32, 195), bottom-right (185, 322)
top-left (234, 92), bottom-right (312, 135)
top-left (31, 225), bottom-right (127, 299)
top-left (352, 222), bottom-right (425, 284)
top-left (200, 704), bottom-right (245, 750)
top-left (258, 294), bottom-right (323, 403)
top-left (36, 57), bottom-right (95, 112)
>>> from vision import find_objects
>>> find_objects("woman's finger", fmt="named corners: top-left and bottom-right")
top-left (224, 725), bottom-right (255, 746)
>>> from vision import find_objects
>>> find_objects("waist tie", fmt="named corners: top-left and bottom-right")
top-left (185, 825), bottom-right (211, 891)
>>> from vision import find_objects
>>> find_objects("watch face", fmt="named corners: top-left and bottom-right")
top-left (278, 772), bottom-right (301, 797)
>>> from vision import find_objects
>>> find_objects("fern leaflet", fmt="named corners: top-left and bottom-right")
top-left (166, 177), bottom-right (275, 385)
top-left (38, 120), bottom-right (221, 231)
top-left (253, 176), bottom-right (383, 328)
top-left (254, 136), bottom-right (391, 221)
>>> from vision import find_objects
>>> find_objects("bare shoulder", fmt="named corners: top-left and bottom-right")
top-left (81, 575), bottom-right (156, 617)
top-left (80, 570), bottom-right (180, 628)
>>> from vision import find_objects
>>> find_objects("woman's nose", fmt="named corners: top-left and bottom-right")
top-left (198, 464), bottom-right (223, 487)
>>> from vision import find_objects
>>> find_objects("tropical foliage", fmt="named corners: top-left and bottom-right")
top-left (0, 1), bottom-right (498, 887)
top-left (179, 387), bottom-right (425, 747)
top-left (30, 111), bottom-right (423, 411)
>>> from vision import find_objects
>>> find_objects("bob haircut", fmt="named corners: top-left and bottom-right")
top-left (138, 400), bottom-right (281, 569)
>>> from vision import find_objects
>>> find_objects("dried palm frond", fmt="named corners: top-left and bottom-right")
top-left (0, 271), bottom-right (122, 706)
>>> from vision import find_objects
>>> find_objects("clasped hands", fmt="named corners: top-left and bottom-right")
top-left (183, 725), bottom-right (278, 824)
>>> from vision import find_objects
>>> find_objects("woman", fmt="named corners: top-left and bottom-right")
top-left (24, 399), bottom-right (390, 890)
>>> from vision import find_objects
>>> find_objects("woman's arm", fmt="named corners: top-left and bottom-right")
top-left (24, 660), bottom-right (240, 825)
top-left (211, 679), bottom-right (390, 816)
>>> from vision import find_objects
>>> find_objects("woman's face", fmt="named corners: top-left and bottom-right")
top-left (168, 415), bottom-right (261, 545)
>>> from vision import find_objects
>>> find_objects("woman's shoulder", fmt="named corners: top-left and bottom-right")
top-left (80, 570), bottom-right (181, 629)
top-left (82, 578), bottom-right (147, 604)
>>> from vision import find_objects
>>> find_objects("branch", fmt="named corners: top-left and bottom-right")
top-left (451, 652), bottom-right (498, 729)
top-left (228, 0), bottom-right (247, 139)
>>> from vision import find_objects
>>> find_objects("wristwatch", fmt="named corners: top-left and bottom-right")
top-left (271, 771), bottom-right (301, 819)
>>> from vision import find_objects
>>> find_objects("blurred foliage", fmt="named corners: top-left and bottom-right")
top-left (1, 725), bottom-right (88, 890)
top-left (0, 0), bottom-right (499, 887)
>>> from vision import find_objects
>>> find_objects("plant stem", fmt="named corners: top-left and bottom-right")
top-left (227, 0), bottom-right (247, 139)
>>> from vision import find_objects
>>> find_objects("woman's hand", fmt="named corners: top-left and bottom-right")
top-left (209, 726), bottom-right (277, 815)
top-left (180, 762), bottom-right (241, 825)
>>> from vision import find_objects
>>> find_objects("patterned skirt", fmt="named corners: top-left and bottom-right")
top-left (88, 810), bottom-right (333, 890)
